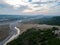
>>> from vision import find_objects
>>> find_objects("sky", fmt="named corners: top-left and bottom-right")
top-left (0, 0), bottom-right (60, 15)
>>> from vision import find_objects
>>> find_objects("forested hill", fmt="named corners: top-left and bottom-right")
top-left (29, 16), bottom-right (60, 25)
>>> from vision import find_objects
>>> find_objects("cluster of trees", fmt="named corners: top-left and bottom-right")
top-left (7, 27), bottom-right (60, 45)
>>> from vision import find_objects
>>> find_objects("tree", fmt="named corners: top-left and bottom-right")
top-left (52, 27), bottom-right (59, 30)
top-left (52, 27), bottom-right (59, 33)
top-left (7, 28), bottom-right (59, 45)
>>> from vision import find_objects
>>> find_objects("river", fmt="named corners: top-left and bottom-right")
top-left (0, 20), bottom-right (21, 45)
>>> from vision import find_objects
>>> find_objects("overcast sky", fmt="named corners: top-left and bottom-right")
top-left (0, 0), bottom-right (60, 15)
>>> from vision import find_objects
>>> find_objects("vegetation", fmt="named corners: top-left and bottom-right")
top-left (31, 16), bottom-right (60, 25)
top-left (7, 27), bottom-right (60, 45)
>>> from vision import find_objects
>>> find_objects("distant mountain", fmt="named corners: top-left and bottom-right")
top-left (32, 16), bottom-right (60, 25)
top-left (24, 16), bottom-right (60, 25)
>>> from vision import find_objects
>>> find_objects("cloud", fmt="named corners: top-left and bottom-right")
top-left (0, 0), bottom-right (60, 15)
top-left (3, 0), bottom-right (43, 12)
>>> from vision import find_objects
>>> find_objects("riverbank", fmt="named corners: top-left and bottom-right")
top-left (0, 20), bottom-right (22, 45)
top-left (0, 24), bottom-right (10, 42)
top-left (3, 21), bottom-right (21, 45)
top-left (3, 27), bottom-right (20, 45)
